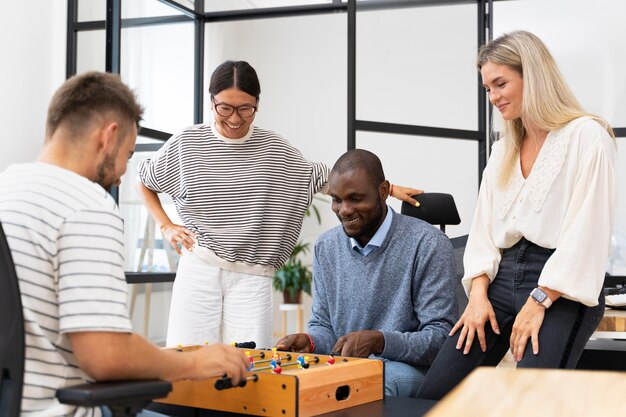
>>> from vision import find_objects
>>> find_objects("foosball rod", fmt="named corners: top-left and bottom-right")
top-left (254, 353), bottom-right (292, 364)
top-left (252, 355), bottom-right (321, 372)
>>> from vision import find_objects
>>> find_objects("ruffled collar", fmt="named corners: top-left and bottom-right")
top-left (495, 117), bottom-right (591, 219)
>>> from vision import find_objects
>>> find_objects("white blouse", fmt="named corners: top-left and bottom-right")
top-left (462, 117), bottom-right (616, 306)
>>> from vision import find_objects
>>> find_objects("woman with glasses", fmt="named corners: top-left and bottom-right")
top-left (136, 60), bottom-right (421, 348)
top-left (417, 31), bottom-right (616, 400)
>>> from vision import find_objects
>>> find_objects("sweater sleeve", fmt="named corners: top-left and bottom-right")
top-left (380, 233), bottom-right (458, 366)
top-left (137, 132), bottom-right (185, 198)
top-left (307, 243), bottom-right (338, 353)
top-left (310, 162), bottom-right (330, 198)
top-left (538, 135), bottom-right (616, 306)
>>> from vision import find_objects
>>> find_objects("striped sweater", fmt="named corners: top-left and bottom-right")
top-left (0, 162), bottom-right (132, 417)
top-left (137, 123), bottom-right (329, 270)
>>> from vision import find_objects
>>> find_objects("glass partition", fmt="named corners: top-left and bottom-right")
top-left (121, 22), bottom-right (195, 133)
top-left (118, 136), bottom-right (177, 345)
top-left (78, 0), bottom-right (105, 21)
top-left (119, 137), bottom-right (180, 274)
top-left (77, 30), bottom-right (106, 73)
top-left (493, 0), bottom-right (626, 128)
top-left (122, 0), bottom-right (187, 18)
top-left (203, 13), bottom-right (347, 167)
top-left (356, 3), bottom-right (478, 131)
top-left (204, 0), bottom-right (339, 13)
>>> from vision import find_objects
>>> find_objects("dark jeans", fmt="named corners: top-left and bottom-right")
top-left (417, 238), bottom-right (605, 401)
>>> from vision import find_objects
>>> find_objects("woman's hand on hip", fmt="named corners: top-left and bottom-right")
top-left (510, 297), bottom-right (546, 361)
top-left (160, 222), bottom-right (197, 255)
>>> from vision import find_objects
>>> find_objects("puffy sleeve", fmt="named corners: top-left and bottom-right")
top-left (137, 132), bottom-right (185, 198)
top-left (538, 131), bottom-right (616, 306)
top-left (462, 157), bottom-right (502, 296)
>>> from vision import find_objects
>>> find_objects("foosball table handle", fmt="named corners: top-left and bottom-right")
top-left (215, 374), bottom-right (259, 391)
top-left (233, 341), bottom-right (257, 349)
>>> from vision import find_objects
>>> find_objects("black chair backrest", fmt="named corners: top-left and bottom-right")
top-left (450, 234), bottom-right (469, 313)
top-left (0, 222), bottom-right (25, 417)
top-left (401, 193), bottom-right (461, 233)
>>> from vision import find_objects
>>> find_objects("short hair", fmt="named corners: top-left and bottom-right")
top-left (477, 31), bottom-right (613, 187)
top-left (209, 60), bottom-right (261, 101)
top-left (331, 149), bottom-right (386, 186)
top-left (46, 71), bottom-right (143, 140)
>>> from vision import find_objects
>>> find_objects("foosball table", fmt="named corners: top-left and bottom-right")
top-left (156, 345), bottom-right (384, 417)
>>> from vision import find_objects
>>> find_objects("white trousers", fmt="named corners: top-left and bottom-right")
top-left (165, 250), bottom-right (273, 348)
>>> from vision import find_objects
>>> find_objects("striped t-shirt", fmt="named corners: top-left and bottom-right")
top-left (0, 163), bottom-right (133, 417)
top-left (138, 123), bottom-right (329, 270)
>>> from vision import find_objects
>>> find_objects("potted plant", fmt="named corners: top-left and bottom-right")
top-left (273, 202), bottom-right (323, 304)
top-left (273, 242), bottom-right (312, 304)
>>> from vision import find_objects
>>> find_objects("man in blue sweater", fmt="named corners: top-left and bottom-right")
top-left (276, 149), bottom-right (458, 397)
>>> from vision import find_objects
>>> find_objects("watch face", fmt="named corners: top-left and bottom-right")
top-left (532, 289), bottom-right (548, 302)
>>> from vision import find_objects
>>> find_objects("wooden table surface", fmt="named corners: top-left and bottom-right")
top-left (597, 308), bottom-right (626, 332)
top-left (425, 367), bottom-right (626, 417)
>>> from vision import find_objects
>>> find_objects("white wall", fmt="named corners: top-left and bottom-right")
top-left (0, 0), bottom-right (67, 171)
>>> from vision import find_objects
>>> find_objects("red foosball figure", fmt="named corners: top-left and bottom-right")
top-left (326, 354), bottom-right (335, 365)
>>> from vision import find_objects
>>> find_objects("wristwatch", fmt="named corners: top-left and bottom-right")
top-left (530, 287), bottom-right (552, 309)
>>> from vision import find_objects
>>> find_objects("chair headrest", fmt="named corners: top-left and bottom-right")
top-left (401, 192), bottom-right (461, 227)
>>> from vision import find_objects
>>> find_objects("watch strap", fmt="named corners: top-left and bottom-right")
top-left (531, 287), bottom-right (552, 309)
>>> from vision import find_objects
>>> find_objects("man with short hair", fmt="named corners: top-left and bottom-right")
top-left (0, 71), bottom-right (248, 417)
top-left (277, 149), bottom-right (458, 397)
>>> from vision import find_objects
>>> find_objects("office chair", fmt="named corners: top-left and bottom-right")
top-left (0, 225), bottom-right (24, 416)
top-left (401, 193), bottom-right (468, 313)
top-left (400, 193), bottom-right (461, 233)
top-left (0, 222), bottom-right (172, 417)
top-left (449, 234), bottom-right (469, 312)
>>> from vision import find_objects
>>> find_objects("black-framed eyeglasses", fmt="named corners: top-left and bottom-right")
top-left (212, 99), bottom-right (257, 118)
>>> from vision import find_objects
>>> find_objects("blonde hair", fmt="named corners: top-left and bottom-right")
top-left (477, 31), bottom-right (614, 187)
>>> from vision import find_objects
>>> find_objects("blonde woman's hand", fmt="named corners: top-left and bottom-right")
top-left (450, 291), bottom-right (500, 354)
top-left (510, 297), bottom-right (546, 362)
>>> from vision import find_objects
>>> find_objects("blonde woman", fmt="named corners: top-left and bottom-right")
top-left (418, 31), bottom-right (616, 400)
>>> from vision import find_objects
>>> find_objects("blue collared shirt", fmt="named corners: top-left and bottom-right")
top-left (350, 206), bottom-right (393, 257)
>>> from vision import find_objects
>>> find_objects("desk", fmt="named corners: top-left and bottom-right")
top-left (579, 308), bottom-right (626, 370)
top-left (424, 367), bottom-right (626, 417)
top-left (592, 308), bottom-right (626, 340)
top-left (597, 308), bottom-right (626, 332)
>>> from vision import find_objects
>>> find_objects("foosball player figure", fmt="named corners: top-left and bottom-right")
top-left (176, 344), bottom-right (183, 352)
top-left (273, 364), bottom-right (282, 374)
top-left (296, 354), bottom-right (311, 369)
top-left (270, 348), bottom-right (281, 369)
top-left (326, 354), bottom-right (335, 365)
top-left (246, 350), bottom-right (255, 369)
